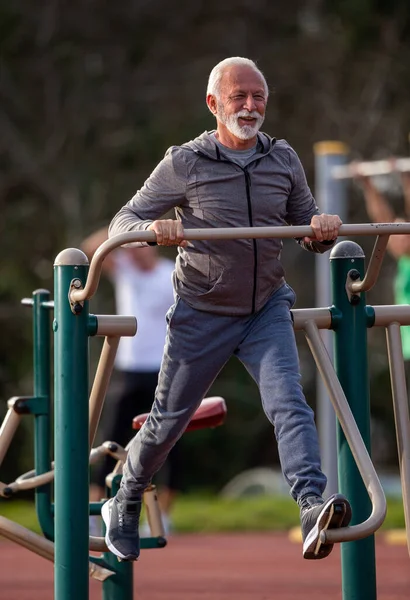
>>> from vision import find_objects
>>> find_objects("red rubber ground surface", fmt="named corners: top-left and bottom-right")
top-left (0, 533), bottom-right (408, 599)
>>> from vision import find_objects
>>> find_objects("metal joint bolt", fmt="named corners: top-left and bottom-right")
top-left (69, 278), bottom-right (84, 315)
top-left (348, 269), bottom-right (361, 281)
top-left (13, 398), bottom-right (31, 414)
top-left (73, 303), bottom-right (83, 315)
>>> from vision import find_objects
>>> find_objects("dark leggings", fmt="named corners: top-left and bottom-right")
top-left (92, 370), bottom-right (182, 491)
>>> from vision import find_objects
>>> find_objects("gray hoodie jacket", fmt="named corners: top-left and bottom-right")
top-left (109, 131), bottom-right (335, 316)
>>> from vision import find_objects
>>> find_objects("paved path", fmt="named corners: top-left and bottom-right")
top-left (0, 532), bottom-right (408, 599)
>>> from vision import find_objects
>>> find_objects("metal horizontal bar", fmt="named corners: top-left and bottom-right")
top-left (333, 157), bottom-right (410, 179)
top-left (291, 308), bottom-right (332, 330)
top-left (21, 298), bottom-right (34, 306)
top-left (70, 223), bottom-right (410, 304)
top-left (95, 315), bottom-right (137, 337)
top-left (373, 305), bottom-right (410, 327)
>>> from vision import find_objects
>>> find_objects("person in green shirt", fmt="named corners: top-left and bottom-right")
top-left (356, 171), bottom-right (410, 360)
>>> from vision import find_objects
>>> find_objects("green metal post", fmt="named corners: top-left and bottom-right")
top-left (32, 289), bottom-right (54, 540)
top-left (54, 249), bottom-right (90, 600)
top-left (102, 475), bottom-right (134, 600)
top-left (330, 241), bottom-right (377, 600)
top-left (102, 552), bottom-right (134, 600)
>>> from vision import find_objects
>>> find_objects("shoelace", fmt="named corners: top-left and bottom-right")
top-left (118, 506), bottom-right (139, 533)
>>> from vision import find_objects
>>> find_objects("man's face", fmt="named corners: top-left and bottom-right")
top-left (216, 66), bottom-right (267, 141)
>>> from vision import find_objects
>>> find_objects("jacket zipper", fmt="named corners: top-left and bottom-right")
top-left (243, 167), bottom-right (257, 313)
top-left (197, 149), bottom-right (259, 313)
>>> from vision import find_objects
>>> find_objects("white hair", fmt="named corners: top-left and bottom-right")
top-left (206, 57), bottom-right (269, 100)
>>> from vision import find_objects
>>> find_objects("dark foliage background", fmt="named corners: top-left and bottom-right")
top-left (1, 0), bottom-right (410, 491)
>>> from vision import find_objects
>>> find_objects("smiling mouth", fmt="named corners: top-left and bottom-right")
top-left (238, 117), bottom-right (256, 123)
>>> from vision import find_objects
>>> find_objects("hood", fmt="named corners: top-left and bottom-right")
top-left (182, 130), bottom-right (277, 161)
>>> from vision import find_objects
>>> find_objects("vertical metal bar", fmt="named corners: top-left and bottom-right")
top-left (0, 408), bottom-right (21, 467)
top-left (89, 336), bottom-right (120, 449)
top-left (330, 240), bottom-right (377, 600)
top-left (54, 249), bottom-right (90, 600)
top-left (386, 323), bottom-right (410, 556)
top-left (143, 485), bottom-right (165, 537)
top-left (314, 141), bottom-right (349, 495)
top-left (32, 289), bottom-right (54, 540)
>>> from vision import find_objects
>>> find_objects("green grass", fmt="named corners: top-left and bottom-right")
top-left (0, 500), bottom-right (43, 534)
top-left (0, 494), bottom-right (405, 535)
top-left (171, 495), bottom-right (303, 532)
top-left (172, 494), bottom-right (406, 533)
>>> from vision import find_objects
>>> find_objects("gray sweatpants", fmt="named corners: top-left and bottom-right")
top-left (121, 284), bottom-right (327, 503)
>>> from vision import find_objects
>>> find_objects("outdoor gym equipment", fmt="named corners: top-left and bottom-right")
top-left (0, 281), bottom-right (227, 599)
top-left (0, 222), bottom-right (410, 600)
top-left (69, 223), bottom-right (408, 600)
top-left (313, 142), bottom-right (410, 496)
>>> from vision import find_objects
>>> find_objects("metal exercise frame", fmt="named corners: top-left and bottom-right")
top-left (0, 276), bottom-right (223, 599)
top-left (0, 222), bottom-right (410, 600)
top-left (69, 222), bottom-right (410, 600)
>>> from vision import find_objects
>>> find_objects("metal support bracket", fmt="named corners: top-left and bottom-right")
top-left (69, 278), bottom-right (84, 315)
top-left (8, 395), bottom-right (48, 416)
top-left (345, 269), bottom-right (362, 305)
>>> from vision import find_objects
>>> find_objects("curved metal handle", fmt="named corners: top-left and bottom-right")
top-left (304, 319), bottom-right (387, 543)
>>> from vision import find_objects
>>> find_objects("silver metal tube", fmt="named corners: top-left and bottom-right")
top-left (304, 320), bottom-right (387, 543)
top-left (89, 535), bottom-right (109, 553)
top-left (0, 515), bottom-right (56, 561)
top-left (89, 336), bottom-right (120, 448)
top-left (332, 157), bottom-right (410, 179)
top-left (101, 440), bottom-right (127, 462)
top-left (0, 407), bottom-right (21, 467)
top-left (143, 485), bottom-right (165, 537)
top-left (6, 439), bottom-right (128, 492)
top-left (291, 307), bottom-right (332, 331)
top-left (0, 516), bottom-right (114, 581)
top-left (70, 223), bottom-right (410, 303)
top-left (6, 470), bottom-right (55, 493)
top-left (385, 323), bottom-right (410, 557)
top-left (89, 442), bottom-right (127, 465)
top-left (95, 315), bottom-right (137, 337)
top-left (373, 305), bottom-right (410, 327)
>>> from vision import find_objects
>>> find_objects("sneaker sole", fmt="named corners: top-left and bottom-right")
top-left (303, 495), bottom-right (351, 560)
top-left (101, 499), bottom-right (139, 562)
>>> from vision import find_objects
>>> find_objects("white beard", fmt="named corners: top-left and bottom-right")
top-left (217, 105), bottom-right (265, 140)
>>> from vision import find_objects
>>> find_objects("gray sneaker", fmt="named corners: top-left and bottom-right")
top-left (101, 496), bottom-right (142, 561)
top-left (301, 493), bottom-right (352, 560)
